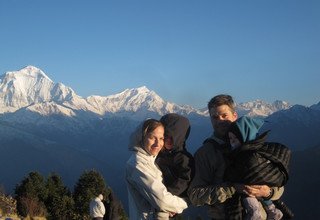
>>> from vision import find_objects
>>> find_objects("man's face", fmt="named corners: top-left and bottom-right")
top-left (209, 104), bottom-right (238, 138)
top-left (143, 126), bottom-right (165, 156)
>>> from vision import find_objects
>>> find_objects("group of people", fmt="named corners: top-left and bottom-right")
top-left (125, 94), bottom-right (293, 220)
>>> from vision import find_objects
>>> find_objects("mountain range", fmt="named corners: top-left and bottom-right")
top-left (0, 66), bottom-right (292, 119)
top-left (1, 66), bottom-right (319, 151)
top-left (0, 66), bottom-right (205, 119)
top-left (0, 66), bottom-right (319, 219)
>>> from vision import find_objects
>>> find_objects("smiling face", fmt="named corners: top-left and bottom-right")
top-left (143, 125), bottom-right (165, 156)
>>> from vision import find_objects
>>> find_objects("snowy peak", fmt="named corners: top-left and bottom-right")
top-left (86, 85), bottom-right (203, 119)
top-left (20, 65), bottom-right (52, 81)
top-left (0, 65), bottom-right (53, 83)
top-left (109, 86), bottom-right (159, 103)
top-left (87, 86), bottom-right (167, 115)
top-left (0, 66), bottom-right (55, 111)
top-left (126, 86), bottom-right (151, 95)
top-left (272, 100), bottom-right (291, 110)
top-left (236, 100), bottom-right (291, 117)
top-left (51, 83), bottom-right (77, 102)
top-left (118, 86), bottom-right (165, 111)
top-left (0, 66), bottom-right (80, 113)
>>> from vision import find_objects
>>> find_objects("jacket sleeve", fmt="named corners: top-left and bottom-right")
top-left (187, 146), bottom-right (236, 206)
top-left (166, 152), bottom-right (193, 196)
top-left (130, 162), bottom-right (188, 213)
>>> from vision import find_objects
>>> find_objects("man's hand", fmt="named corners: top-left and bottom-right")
top-left (244, 185), bottom-right (271, 198)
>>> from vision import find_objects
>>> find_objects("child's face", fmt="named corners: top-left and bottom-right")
top-left (164, 135), bottom-right (174, 150)
top-left (228, 132), bottom-right (241, 149)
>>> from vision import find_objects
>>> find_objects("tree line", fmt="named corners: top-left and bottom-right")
top-left (0, 170), bottom-right (127, 220)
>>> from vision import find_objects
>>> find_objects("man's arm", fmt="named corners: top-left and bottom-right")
top-left (187, 146), bottom-right (236, 206)
top-left (188, 183), bottom-right (236, 206)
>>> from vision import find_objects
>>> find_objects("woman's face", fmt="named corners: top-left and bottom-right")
top-left (143, 126), bottom-right (165, 156)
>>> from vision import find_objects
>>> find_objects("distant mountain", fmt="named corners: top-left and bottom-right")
top-left (261, 105), bottom-right (320, 150)
top-left (0, 65), bottom-right (298, 156)
top-left (0, 66), bottom-right (292, 121)
top-left (86, 86), bottom-right (206, 119)
top-left (236, 99), bottom-right (291, 117)
top-left (0, 66), bottom-right (81, 112)
top-left (0, 66), bottom-right (204, 121)
top-left (0, 120), bottom-right (109, 191)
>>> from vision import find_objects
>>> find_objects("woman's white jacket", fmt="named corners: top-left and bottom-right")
top-left (126, 145), bottom-right (188, 220)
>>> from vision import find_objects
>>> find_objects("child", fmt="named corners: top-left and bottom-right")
top-left (225, 116), bottom-right (291, 220)
top-left (156, 113), bottom-right (194, 199)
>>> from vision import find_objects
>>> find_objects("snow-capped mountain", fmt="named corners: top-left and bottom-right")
top-left (0, 66), bottom-right (204, 119)
top-left (0, 66), bottom-right (53, 111)
top-left (86, 86), bottom-right (204, 118)
top-left (0, 66), bottom-right (294, 120)
top-left (0, 66), bottom-right (82, 113)
top-left (236, 99), bottom-right (291, 117)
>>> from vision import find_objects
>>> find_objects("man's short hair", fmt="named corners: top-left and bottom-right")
top-left (208, 94), bottom-right (236, 112)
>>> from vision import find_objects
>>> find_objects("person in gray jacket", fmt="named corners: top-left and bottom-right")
top-left (126, 118), bottom-right (188, 220)
top-left (188, 94), bottom-right (284, 219)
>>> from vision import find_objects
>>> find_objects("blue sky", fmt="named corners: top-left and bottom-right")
top-left (1, 0), bottom-right (319, 108)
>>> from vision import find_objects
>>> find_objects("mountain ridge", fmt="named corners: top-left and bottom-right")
top-left (0, 66), bottom-right (293, 119)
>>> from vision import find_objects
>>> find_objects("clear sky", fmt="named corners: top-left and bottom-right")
top-left (1, 0), bottom-right (319, 108)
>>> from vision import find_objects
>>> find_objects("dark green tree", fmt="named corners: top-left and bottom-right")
top-left (14, 171), bottom-right (48, 217)
top-left (73, 170), bottom-right (109, 218)
top-left (45, 173), bottom-right (75, 220)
